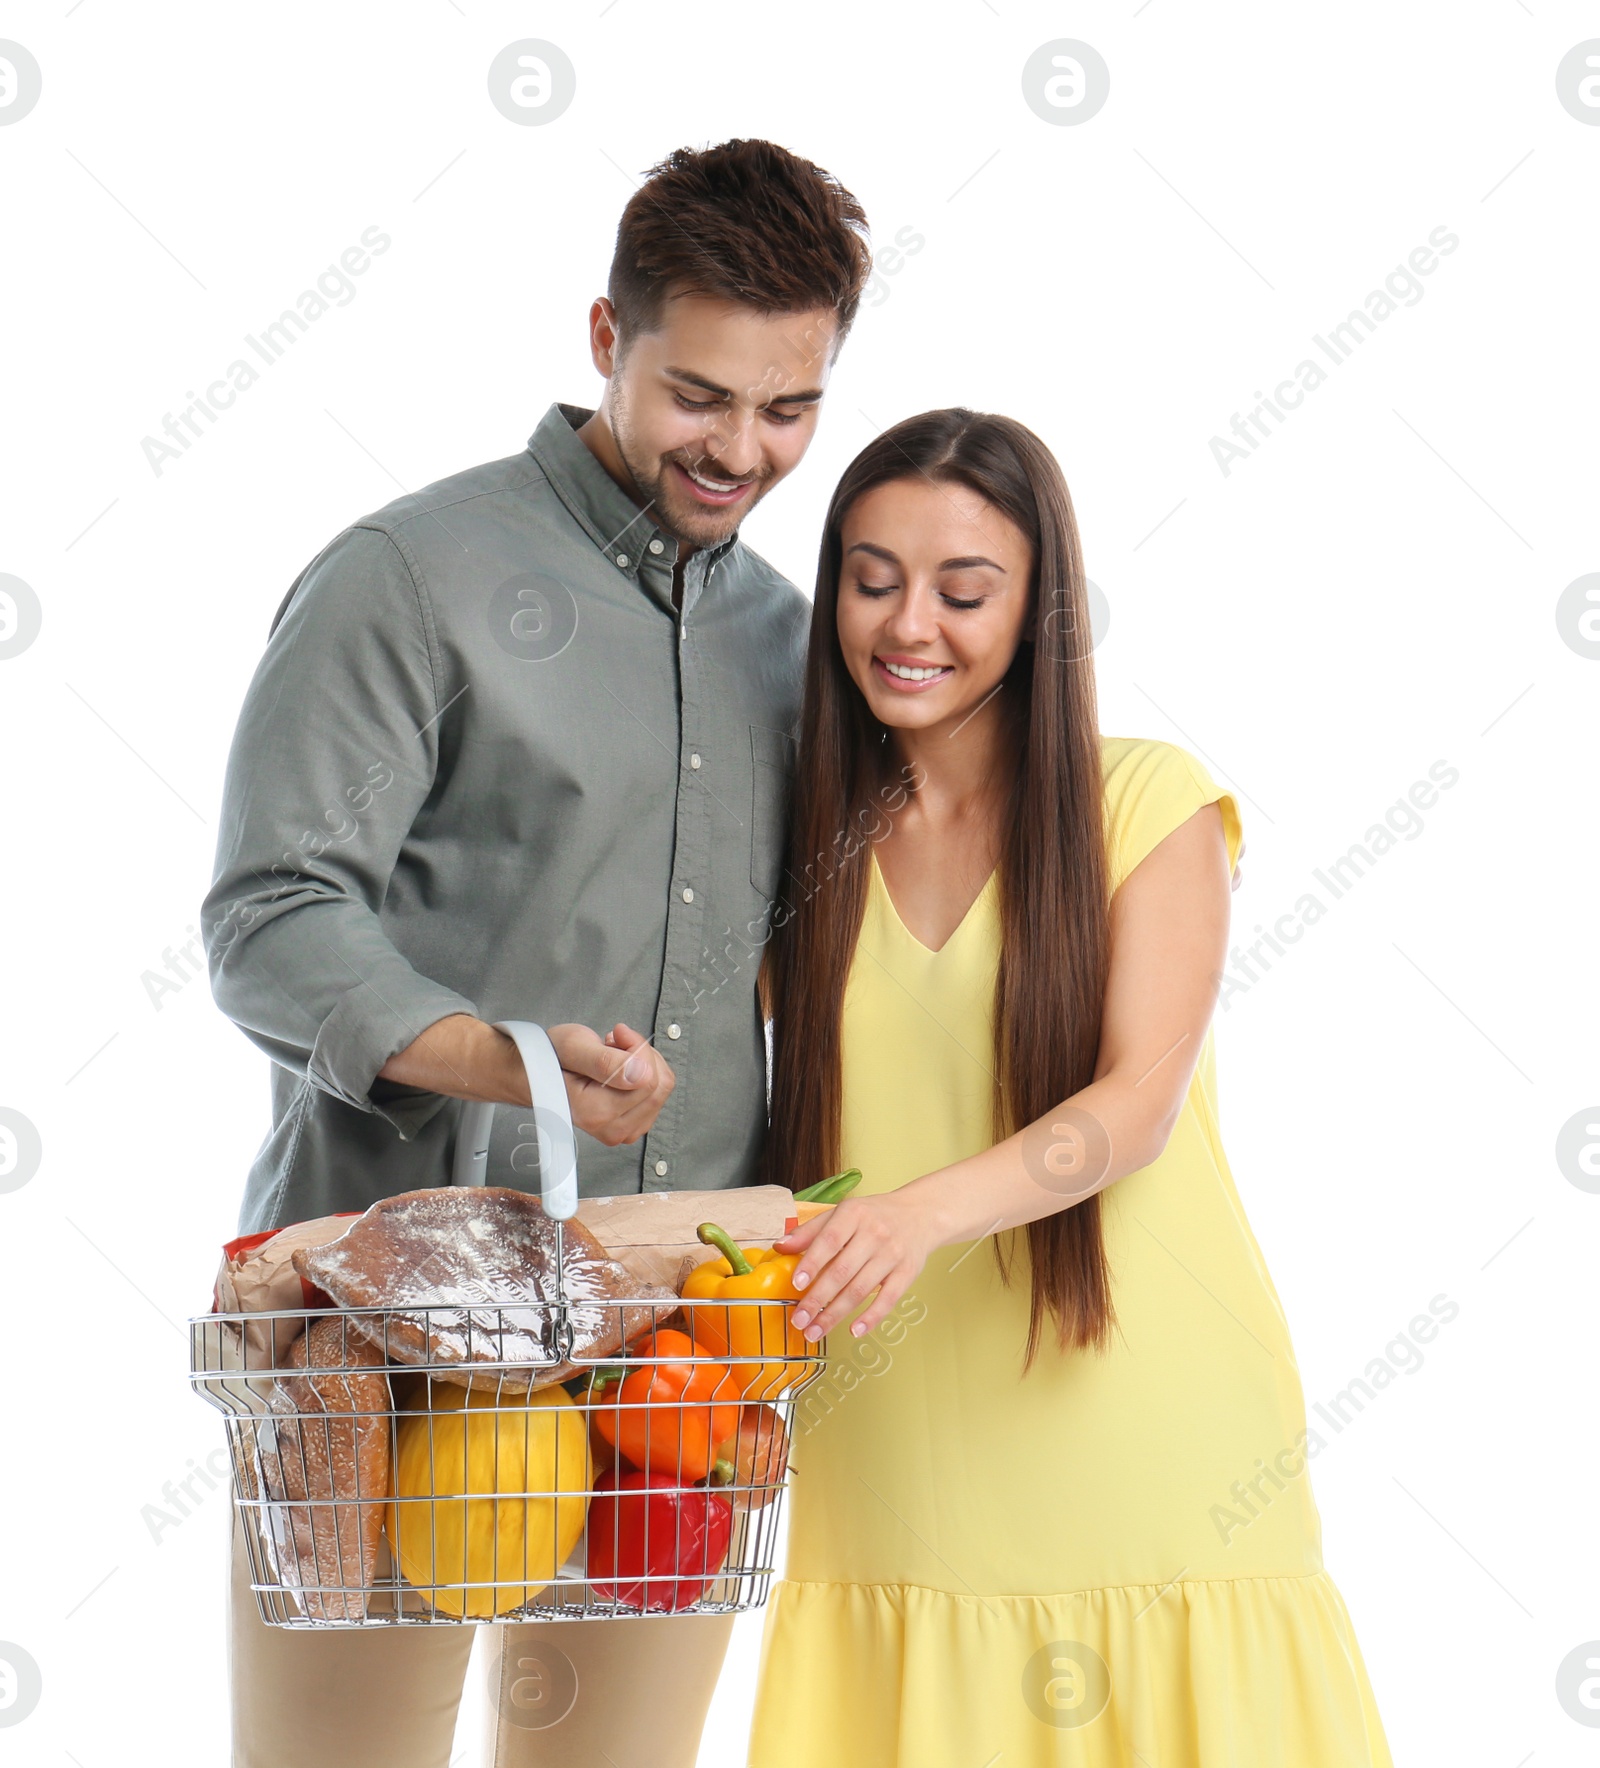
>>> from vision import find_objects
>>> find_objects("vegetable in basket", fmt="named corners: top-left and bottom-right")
top-left (708, 1403), bottom-right (790, 1514)
top-left (388, 1379), bottom-right (591, 1618)
top-left (681, 1222), bottom-right (810, 1401)
top-left (566, 1367), bottom-right (622, 1477)
top-left (586, 1468), bottom-right (734, 1612)
top-left (791, 1168), bottom-right (863, 1205)
top-left (588, 1329), bottom-right (741, 1481)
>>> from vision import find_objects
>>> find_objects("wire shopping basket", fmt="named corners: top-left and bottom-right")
top-left (190, 1021), bottom-right (828, 1628)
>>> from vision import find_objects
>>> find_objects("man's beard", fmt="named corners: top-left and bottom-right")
top-left (613, 422), bottom-right (769, 551)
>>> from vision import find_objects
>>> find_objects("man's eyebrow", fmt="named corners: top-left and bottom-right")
top-left (664, 367), bottom-right (825, 405)
top-left (845, 541), bottom-right (1006, 572)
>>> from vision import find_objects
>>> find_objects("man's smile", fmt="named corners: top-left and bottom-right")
top-left (671, 458), bottom-right (758, 507)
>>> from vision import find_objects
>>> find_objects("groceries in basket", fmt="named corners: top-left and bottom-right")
top-left (587, 1469), bottom-right (736, 1612)
top-left (570, 1351), bottom-right (794, 1611)
top-left (681, 1224), bottom-right (812, 1403)
top-left (203, 1178), bottom-right (847, 1622)
top-left (292, 1187), bottom-right (680, 1390)
top-left (257, 1313), bottom-right (392, 1623)
top-left (389, 1380), bottom-right (593, 1618)
top-left (213, 1212), bottom-right (360, 1366)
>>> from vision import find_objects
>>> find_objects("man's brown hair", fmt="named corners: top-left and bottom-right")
top-left (608, 139), bottom-right (872, 355)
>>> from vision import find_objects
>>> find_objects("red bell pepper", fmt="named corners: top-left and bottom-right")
top-left (585, 1467), bottom-right (734, 1612)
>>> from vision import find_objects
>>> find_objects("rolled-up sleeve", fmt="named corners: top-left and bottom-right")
top-left (202, 524), bottom-right (478, 1138)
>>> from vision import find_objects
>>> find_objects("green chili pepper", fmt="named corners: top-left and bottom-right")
top-left (792, 1168), bottom-right (862, 1205)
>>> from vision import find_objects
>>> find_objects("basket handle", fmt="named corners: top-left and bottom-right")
top-left (449, 1020), bottom-right (578, 1220)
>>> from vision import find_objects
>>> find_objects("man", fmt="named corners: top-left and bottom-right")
top-left (203, 138), bottom-right (871, 1768)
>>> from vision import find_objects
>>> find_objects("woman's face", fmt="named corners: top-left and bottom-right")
top-left (835, 476), bottom-right (1035, 737)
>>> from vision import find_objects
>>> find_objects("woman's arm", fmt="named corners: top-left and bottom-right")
top-left (777, 800), bottom-right (1234, 1339)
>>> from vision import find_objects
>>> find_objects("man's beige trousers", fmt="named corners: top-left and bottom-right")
top-left (227, 1507), bottom-right (736, 1766)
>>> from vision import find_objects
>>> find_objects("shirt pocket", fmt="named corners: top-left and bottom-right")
top-left (748, 723), bottom-right (797, 902)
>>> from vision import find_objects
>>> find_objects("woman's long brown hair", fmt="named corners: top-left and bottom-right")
top-left (761, 408), bottom-right (1115, 1369)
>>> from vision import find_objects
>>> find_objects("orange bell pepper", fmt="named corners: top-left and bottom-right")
top-left (681, 1222), bottom-right (809, 1402)
top-left (590, 1330), bottom-right (740, 1482)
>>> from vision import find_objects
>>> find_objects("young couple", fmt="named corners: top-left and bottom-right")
top-left (205, 139), bottom-right (1393, 1766)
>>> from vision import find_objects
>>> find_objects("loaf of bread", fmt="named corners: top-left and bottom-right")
top-left (293, 1187), bottom-right (679, 1392)
top-left (257, 1315), bottom-right (391, 1622)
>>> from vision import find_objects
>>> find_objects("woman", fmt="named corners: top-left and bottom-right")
top-left (747, 410), bottom-right (1393, 1766)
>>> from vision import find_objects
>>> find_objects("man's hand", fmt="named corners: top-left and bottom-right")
top-left (549, 1022), bottom-right (675, 1146)
top-left (378, 1013), bottom-right (675, 1146)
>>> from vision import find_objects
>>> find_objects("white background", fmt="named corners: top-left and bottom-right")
top-left (1, 2), bottom-right (1597, 1763)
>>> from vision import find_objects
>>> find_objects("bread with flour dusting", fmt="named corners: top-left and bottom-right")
top-left (293, 1187), bottom-right (678, 1391)
top-left (257, 1314), bottom-right (391, 1621)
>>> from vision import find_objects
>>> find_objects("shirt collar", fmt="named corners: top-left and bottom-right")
top-left (528, 402), bottom-right (742, 589)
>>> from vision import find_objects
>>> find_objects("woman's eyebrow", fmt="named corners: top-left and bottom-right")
top-left (846, 542), bottom-right (1008, 572)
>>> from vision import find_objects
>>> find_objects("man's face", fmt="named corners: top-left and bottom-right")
top-left (595, 291), bottom-right (839, 551)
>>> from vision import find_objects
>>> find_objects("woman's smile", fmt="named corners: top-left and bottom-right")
top-left (873, 653), bottom-right (956, 691)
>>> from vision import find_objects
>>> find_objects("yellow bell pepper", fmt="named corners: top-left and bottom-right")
top-left (681, 1221), bottom-right (809, 1402)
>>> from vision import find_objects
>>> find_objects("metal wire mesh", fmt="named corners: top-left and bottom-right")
top-left (192, 1295), bottom-right (825, 1628)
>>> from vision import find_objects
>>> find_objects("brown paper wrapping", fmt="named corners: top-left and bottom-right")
top-left (572, 1184), bottom-right (802, 1291)
top-left (213, 1214), bottom-right (362, 1370)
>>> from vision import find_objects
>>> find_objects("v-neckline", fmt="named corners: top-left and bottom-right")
top-left (870, 850), bottom-right (998, 956)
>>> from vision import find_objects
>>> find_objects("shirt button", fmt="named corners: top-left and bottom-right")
top-left (689, 753), bottom-right (702, 770)
top-left (681, 886), bottom-right (695, 904)
top-left (654, 1159), bottom-right (668, 1177)
top-left (615, 554), bottom-right (630, 569)
top-left (666, 1023), bottom-right (682, 1040)
top-left (648, 539), bottom-right (665, 555)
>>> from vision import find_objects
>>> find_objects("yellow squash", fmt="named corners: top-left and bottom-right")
top-left (388, 1379), bottom-right (591, 1617)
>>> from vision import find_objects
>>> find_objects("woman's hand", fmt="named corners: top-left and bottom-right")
top-left (771, 1191), bottom-right (941, 1340)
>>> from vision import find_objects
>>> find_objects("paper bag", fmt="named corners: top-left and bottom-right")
top-left (212, 1213), bottom-right (359, 1369)
top-left (574, 1184), bottom-right (802, 1291)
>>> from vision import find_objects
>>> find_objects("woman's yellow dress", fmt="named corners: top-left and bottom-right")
top-left (748, 736), bottom-right (1393, 1767)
